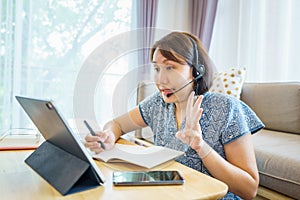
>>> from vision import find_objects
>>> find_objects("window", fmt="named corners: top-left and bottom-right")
top-left (0, 0), bottom-right (134, 133)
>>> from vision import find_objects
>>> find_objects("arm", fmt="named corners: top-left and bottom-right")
top-left (200, 133), bottom-right (259, 200)
top-left (176, 92), bottom-right (259, 199)
top-left (103, 106), bottom-right (147, 141)
top-left (84, 106), bottom-right (147, 153)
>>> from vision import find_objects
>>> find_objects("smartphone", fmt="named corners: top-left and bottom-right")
top-left (112, 170), bottom-right (184, 186)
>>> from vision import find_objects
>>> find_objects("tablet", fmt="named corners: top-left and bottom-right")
top-left (113, 170), bottom-right (184, 186)
top-left (15, 96), bottom-right (105, 195)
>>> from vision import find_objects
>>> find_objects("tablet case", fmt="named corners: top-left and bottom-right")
top-left (25, 141), bottom-right (100, 195)
top-left (16, 96), bottom-right (104, 196)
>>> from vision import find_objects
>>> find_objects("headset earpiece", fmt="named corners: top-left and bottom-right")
top-left (188, 36), bottom-right (205, 79)
top-left (196, 64), bottom-right (205, 77)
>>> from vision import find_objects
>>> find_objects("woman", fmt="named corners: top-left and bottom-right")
top-left (85, 32), bottom-right (264, 199)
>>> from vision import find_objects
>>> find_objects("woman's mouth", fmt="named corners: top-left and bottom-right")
top-left (160, 89), bottom-right (173, 96)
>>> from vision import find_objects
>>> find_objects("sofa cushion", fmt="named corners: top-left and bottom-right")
top-left (253, 129), bottom-right (300, 198)
top-left (210, 67), bottom-right (246, 99)
top-left (241, 82), bottom-right (300, 134)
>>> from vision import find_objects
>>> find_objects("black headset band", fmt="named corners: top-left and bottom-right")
top-left (187, 35), bottom-right (205, 77)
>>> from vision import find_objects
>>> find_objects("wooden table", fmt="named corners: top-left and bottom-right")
top-left (0, 140), bottom-right (228, 200)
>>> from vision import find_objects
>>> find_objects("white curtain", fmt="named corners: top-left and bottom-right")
top-left (0, 0), bottom-right (134, 132)
top-left (210, 0), bottom-right (300, 82)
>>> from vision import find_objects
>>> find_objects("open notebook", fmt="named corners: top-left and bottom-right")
top-left (93, 143), bottom-right (184, 169)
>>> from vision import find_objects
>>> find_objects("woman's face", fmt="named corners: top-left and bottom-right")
top-left (152, 48), bottom-right (194, 104)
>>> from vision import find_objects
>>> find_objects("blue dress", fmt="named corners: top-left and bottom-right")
top-left (139, 92), bottom-right (264, 199)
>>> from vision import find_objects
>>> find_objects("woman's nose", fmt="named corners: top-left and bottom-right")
top-left (155, 70), bottom-right (168, 84)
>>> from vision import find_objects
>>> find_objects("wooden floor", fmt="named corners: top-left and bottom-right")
top-left (253, 195), bottom-right (268, 200)
top-left (254, 186), bottom-right (295, 200)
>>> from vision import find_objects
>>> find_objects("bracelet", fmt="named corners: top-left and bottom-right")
top-left (198, 140), bottom-right (213, 159)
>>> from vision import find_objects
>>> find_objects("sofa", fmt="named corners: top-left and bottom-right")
top-left (241, 82), bottom-right (300, 199)
top-left (135, 81), bottom-right (300, 199)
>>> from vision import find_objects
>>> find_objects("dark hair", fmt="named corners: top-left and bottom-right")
top-left (150, 31), bottom-right (215, 95)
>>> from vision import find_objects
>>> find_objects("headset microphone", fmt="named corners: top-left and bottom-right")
top-left (166, 73), bottom-right (203, 98)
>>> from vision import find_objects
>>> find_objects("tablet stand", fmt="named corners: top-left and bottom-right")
top-left (25, 141), bottom-right (101, 195)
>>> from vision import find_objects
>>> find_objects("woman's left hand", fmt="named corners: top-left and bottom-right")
top-left (175, 91), bottom-right (204, 151)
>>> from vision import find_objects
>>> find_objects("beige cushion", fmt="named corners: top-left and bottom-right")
top-left (241, 82), bottom-right (300, 134)
top-left (253, 129), bottom-right (300, 198)
top-left (210, 67), bottom-right (246, 99)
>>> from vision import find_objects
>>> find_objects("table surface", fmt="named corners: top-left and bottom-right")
top-left (0, 139), bottom-right (228, 200)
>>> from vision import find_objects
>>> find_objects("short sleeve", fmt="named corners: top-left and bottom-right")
top-left (220, 96), bottom-right (265, 144)
top-left (138, 92), bottom-right (163, 127)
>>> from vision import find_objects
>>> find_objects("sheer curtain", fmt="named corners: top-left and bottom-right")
top-left (210, 0), bottom-right (300, 82)
top-left (136, 0), bottom-right (158, 80)
top-left (0, 0), bottom-right (134, 133)
top-left (190, 0), bottom-right (218, 51)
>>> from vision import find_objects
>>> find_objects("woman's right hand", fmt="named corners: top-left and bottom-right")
top-left (84, 129), bottom-right (116, 154)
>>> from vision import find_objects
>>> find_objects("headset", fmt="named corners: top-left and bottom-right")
top-left (188, 35), bottom-right (205, 80)
top-left (166, 35), bottom-right (206, 97)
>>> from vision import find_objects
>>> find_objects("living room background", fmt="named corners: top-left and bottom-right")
top-left (1, 0), bottom-right (299, 134)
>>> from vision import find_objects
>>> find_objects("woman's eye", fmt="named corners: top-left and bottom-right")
top-left (153, 67), bottom-right (159, 72)
top-left (166, 66), bottom-right (173, 70)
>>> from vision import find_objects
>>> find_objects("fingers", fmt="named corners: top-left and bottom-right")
top-left (84, 135), bottom-right (101, 154)
top-left (177, 129), bottom-right (201, 140)
top-left (85, 131), bottom-right (105, 143)
top-left (86, 141), bottom-right (104, 154)
top-left (193, 95), bottom-right (204, 129)
top-left (84, 131), bottom-right (108, 153)
top-left (176, 130), bottom-right (189, 144)
top-left (176, 129), bottom-right (202, 148)
top-left (186, 91), bottom-right (195, 120)
top-left (186, 92), bottom-right (204, 129)
top-left (194, 95), bottom-right (203, 109)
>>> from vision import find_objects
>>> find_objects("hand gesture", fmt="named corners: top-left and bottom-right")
top-left (176, 91), bottom-right (204, 152)
top-left (84, 129), bottom-right (115, 154)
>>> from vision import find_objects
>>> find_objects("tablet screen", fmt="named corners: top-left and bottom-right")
top-left (113, 170), bottom-right (184, 186)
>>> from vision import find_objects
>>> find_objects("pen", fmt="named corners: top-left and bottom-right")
top-left (128, 137), bottom-right (151, 147)
top-left (133, 139), bottom-right (144, 146)
top-left (83, 120), bottom-right (106, 150)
